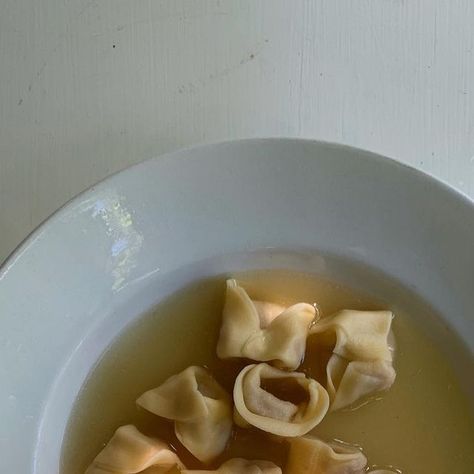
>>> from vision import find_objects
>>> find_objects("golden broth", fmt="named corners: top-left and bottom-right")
top-left (61, 270), bottom-right (474, 473)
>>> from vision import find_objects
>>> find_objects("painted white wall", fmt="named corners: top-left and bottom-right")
top-left (1, 0), bottom-right (473, 262)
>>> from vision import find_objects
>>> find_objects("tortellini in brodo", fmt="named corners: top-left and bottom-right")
top-left (310, 310), bottom-right (396, 411)
top-left (136, 366), bottom-right (232, 463)
top-left (233, 363), bottom-right (329, 436)
top-left (86, 279), bottom-right (400, 474)
top-left (85, 425), bottom-right (183, 474)
top-left (217, 279), bottom-right (315, 370)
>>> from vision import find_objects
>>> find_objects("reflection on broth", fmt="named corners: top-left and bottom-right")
top-left (62, 270), bottom-right (474, 474)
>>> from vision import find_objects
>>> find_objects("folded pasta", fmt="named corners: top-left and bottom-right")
top-left (182, 458), bottom-right (282, 473)
top-left (85, 425), bottom-right (183, 474)
top-left (136, 366), bottom-right (232, 463)
top-left (310, 310), bottom-right (396, 410)
top-left (311, 310), bottom-right (393, 361)
top-left (286, 436), bottom-right (367, 474)
top-left (326, 355), bottom-right (396, 411)
top-left (233, 363), bottom-right (329, 436)
top-left (216, 279), bottom-right (315, 370)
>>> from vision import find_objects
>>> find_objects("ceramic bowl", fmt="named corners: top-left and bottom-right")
top-left (1, 139), bottom-right (473, 473)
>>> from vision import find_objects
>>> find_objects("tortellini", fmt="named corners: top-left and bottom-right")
top-left (286, 436), bottom-right (367, 474)
top-left (311, 310), bottom-right (393, 361)
top-left (182, 458), bottom-right (282, 473)
top-left (233, 363), bottom-right (329, 436)
top-left (310, 310), bottom-right (396, 410)
top-left (136, 366), bottom-right (232, 463)
top-left (86, 280), bottom-right (402, 474)
top-left (85, 425), bottom-right (183, 474)
top-left (217, 279), bottom-right (315, 370)
top-left (325, 355), bottom-right (396, 411)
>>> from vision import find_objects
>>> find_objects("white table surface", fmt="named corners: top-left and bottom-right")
top-left (1, 0), bottom-right (473, 263)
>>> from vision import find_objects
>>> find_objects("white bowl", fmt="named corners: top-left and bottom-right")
top-left (1, 139), bottom-right (473, 473)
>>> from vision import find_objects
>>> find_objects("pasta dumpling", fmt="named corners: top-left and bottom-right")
top-left (310, 310), bottom-right (396, 410)
top-left (216, 279), bottom-right (315, 370)
top-left (136, 366), bottom-right (232, 463)
top-left (286, 436), bottom-right (367, 474)
top-left (182, 458), bottom-right (282, 473)
top-left (326, 355), bottom-right (396, 411)
top-left (233, 363), bottom-right (329, 436)
top-left (85, 425), bottom-right (183, 474)
top-left (311, 310), bottom-right (393, 361)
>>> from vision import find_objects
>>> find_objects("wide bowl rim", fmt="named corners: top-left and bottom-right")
top-left (1, 137), bottom-right (473, 278)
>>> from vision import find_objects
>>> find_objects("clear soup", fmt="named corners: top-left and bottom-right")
top-left (61, 270), bottom-right (474, 473)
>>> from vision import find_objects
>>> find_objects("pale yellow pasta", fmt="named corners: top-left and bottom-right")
top-left (310, 310), bottom-right (395, 410)
top-left (85, 425), bottom-right (183, 474)
top-left (217, 279), bottom-right (315, 369)
top-left (136, 366), bottom-right (232, 463)
top-left (286, 436), bottom-right (367, 474)
top-left (326, 355), bottom-right (396, 411)
top-left (233, 363), bottom-right (329, 436)
top-left (311, 310), bottom-right (393, 361)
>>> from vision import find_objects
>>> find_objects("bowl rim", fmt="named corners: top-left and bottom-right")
top-left (1, 137), bottom-right (473, 279)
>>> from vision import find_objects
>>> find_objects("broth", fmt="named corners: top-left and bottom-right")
top-left (61, 270), bottom-right (474, 473)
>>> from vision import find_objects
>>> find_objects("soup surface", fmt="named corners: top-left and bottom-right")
top-left (61, 270), bottom-right (474, 473)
